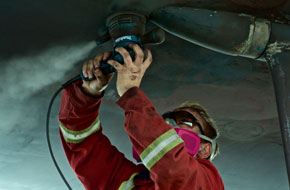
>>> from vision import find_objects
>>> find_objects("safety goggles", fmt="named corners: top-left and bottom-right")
top-left (162, 110), bottom-right (217, 161)
top-left (162, 111), bottom-right (205, 135)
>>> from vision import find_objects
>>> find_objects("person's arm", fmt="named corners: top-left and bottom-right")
top-left (108, 45), bottom-right (224, 189)
top-left (58, 53), bottom-right (146, 190)
top-left (117, 87), bottom-right (224, 189)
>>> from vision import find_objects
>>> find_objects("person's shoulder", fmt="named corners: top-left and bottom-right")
top-left (196, 158), bottom-right (219, 172)
top-left (197, 158), bottom-right (224, 187)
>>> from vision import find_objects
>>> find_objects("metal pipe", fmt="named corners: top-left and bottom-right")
top-left (265, 22), bottom-right (290, 184)
top-left (150, 6), bottom-right (271, 59)
top-left (266, 51), bottom-right (290, 184)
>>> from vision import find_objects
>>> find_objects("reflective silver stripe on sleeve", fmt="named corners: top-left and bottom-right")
top-left (118, 173), bottom-right (138, 190)
top-left (140, 129), bottom-right (184, 169)
top-left (59, 117), bottom-right (101, 143)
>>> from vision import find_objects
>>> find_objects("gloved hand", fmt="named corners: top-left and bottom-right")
top-left (107, 44), bottom-right (152, 97)
top-left (81, 52), bottom-right (114, 97)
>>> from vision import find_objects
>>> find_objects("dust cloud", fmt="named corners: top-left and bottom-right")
top-left (1, 41), bottom-right (96, 99)
top-left (0, 41), bottom-right (96, 136)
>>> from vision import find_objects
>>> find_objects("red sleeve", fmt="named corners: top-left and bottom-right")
top-left (117, 87), bottom-right (224, 190)
top-left (58, 80), bottom-right (146, 190)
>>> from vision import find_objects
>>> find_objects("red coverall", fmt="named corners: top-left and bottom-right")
top-left (58, 80), bottom-right (224, 190)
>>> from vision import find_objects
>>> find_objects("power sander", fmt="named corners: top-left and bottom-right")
top-left (47, 11), bottom-right (165, 190)
top-left (80, 11), bottom-right (165, 80)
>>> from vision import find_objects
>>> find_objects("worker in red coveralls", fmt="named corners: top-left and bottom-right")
top-left (58, 44), bottom-right (224, 190)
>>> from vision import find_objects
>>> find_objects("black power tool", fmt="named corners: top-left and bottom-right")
top-left (81, 11), bottom-right (166, 80)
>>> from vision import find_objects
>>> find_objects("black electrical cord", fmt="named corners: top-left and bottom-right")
top-left (46, 75), bottom-right (81, 190)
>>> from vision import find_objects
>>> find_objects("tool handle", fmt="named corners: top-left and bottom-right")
top-left (80, 48), bottom-right (136, 80)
